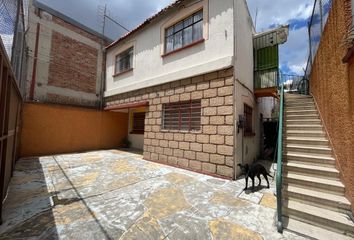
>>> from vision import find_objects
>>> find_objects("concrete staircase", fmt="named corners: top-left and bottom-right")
top-left (282, 93), bottom-right (354, 239)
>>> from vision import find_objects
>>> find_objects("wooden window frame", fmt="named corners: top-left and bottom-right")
top-left (114, 47), bottom-right (133, 76)
top-left (162, 100), bottom-right (201, 131)
top-left (244, 104), bottom-right (254, 137)
top-left (131, 112), bottom-right (145, 134)
top-left (163, 10), bottom-right (204, 55)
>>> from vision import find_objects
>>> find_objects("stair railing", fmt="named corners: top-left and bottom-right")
top-left (276, 84), bottom-right (284, 233)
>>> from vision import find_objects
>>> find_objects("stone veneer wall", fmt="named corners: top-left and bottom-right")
top-left (105, 67), bottom-right (235, 178)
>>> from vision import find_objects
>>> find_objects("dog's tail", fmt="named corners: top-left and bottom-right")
top-left (267, 172), bottom-right (274, 178)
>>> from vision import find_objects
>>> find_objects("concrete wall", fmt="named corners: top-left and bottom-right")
top-left (309, 0), bottom-right (354, 212)
top-left (26, 0), bottom-right (104, 107)
top-left (106, 68), bottom-right (235, 178)
top-left (105, 0), bottom-right (235, 97)
top-left (233, 0), bottom-right (260, 177)
top-left (20, 103), bottom-right (128, 157)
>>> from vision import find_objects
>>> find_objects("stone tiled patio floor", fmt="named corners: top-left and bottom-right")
top-left (0, 150), bottom-right (307, 239)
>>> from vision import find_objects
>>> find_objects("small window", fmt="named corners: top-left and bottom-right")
top-left (162, 100), bottom-right (201, 131)
top-left (165, 10), bottom-right (203, 54)
top-left (244, 104), bottom-right (253, 135)
top-left (131, 112), bottom-right (145, 134)
top-left (115, 47), bottom-right (133, 75)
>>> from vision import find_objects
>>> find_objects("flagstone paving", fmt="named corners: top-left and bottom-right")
top-left (0, 150), bottom-right (307, 239)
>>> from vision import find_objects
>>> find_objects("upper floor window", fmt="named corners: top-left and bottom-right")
top-left (115, 47), bottom-right (133, 75)
top-left (165, 10), bottom-right (203, 54)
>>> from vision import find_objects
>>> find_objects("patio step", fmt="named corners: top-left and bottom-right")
top-left (283, 217), bottom-right (354, 240)
top-left (286, 105), bottom-right (316, 110)
top-left (283, 200), bottom-right (354, 236)
top-left (284, 184), bottom-right (351, 212)
top-left (283, 162), bottom-right (339, 179)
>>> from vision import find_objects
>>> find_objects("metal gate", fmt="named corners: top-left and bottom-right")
top-left (0, 39), bottom-right (22, 224)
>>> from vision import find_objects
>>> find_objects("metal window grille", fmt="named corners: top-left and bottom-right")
top-left (131, 112), bottom-right (145, 134)
top-left (244, 104), bottom-right (253, 134)
top-left (162, 100), bottom-right (201, 131)
top-left (165, 10), bottom-right (203, 53)
top-left (115, 47), bottom-right (133, 74)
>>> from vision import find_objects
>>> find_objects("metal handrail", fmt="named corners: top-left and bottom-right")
top-left (276, 84), bottom-right (284, 233)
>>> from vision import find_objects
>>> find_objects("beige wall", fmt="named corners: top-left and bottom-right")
top-left (20, 103), bottom-right (128, 157)
top-left (310, 0), bottom-right (354, 212)
top-left (105, 0), bottom-right (236, 97)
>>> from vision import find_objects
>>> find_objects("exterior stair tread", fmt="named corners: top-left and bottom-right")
top-left (286, 114), bottom-right (319, 118)
top-left (284, 200), bottom-right (354, 232)
top-left (283, 217), bottom-right (354, 240)
top-left (286, 130), bottom-right (324, 134)
top-left (284, 185), bottom-right (350, 206)
top-left (284, 173), bottom-right (345, 188)
top-left (285, 136), bottom-right (328, 141)
top-left (285, 152), bottom-right (335, 160)
top-left (285, 144), bottom-right (331, 151)
top-left (286, 109), bottom-right (317, 113)
top-left (286, 124), bottom-right (322, 127)
top-left (284, 162), bottom-right (339, 173)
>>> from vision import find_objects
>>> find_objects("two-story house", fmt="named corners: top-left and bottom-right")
top-left (104, 0), bottom-right (287, 179)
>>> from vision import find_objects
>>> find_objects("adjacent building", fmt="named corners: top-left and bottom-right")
top-left (104, 0), bottom-right (288, 179)
top-left (25, 0), bottom-right (110, 108)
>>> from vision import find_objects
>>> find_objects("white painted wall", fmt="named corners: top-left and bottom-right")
top-left (105, 0), bottom-right (235, 97)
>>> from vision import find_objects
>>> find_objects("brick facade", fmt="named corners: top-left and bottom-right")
top-left (106, 67), bottom-right (235, 178)
top-left (48, 31), bottom-right (98, 94)
top-left (27, 3), bottom-right (104, 108)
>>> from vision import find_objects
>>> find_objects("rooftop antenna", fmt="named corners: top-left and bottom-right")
top-left (254, 7), bottom-right (258, 32)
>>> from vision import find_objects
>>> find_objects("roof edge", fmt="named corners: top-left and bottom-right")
top-left (33, 0), bottom-right (113, 42)
top-left (106, 0), bottom-right (185, 50)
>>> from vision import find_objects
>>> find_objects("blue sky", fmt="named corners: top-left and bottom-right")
top-left (39, 0), bottom-right (314, 75)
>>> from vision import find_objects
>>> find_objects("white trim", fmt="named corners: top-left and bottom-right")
top-left (105, 55), bottom-right (233, 97)
top-left (160, 0), bottom-right (209, 55)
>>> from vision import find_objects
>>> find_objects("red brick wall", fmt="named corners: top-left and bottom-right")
top-left (310, 0), bottom-right (354, 212)
top-left (48, 31), bottom-right (98, 94)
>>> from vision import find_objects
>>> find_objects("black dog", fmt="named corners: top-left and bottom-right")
top-left (237, 163), bottom-right (273, 191)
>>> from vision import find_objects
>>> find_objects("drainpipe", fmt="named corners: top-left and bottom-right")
top-left (29, 22), bottom-right (40, 101)
top-left (232, 0), bottom-right (237, 180)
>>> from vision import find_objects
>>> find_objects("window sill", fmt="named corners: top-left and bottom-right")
top-left (113, 68), bottom-right (133, 78)
top-left (244, 132), bottom-right (255, 137)
top-left (130, 131), bottom-right (144, 135)
top-left (160, 129), bottom-right (202, 134)
top-left (162, 39), bottom-right (205, 58)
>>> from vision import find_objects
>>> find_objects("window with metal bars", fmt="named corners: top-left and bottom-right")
top-left (165, 10), bottom-right (203, 54)
top-left (131, 112), bottom-right (145, 134)
top-left (115, 47), bottom-right (133, 75)
top-left (162, 100), bottom-right (201, 131)
top-left (244, 104), bottom-right (253, 135)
